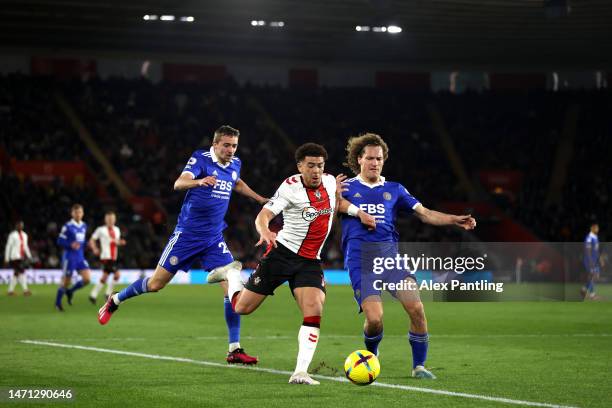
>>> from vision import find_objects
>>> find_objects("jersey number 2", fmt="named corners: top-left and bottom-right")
top-left (218, 242), bottom-right (229, 254)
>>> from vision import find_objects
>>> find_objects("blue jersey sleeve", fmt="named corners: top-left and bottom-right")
top-left (182, 151), bottom-right (207, 179)
top-left (234, 158), bottom-right (242, 181)
top-left (397, 184), bottom-right (421, 213)
top-left (57, 224), bottom-right (73, 249)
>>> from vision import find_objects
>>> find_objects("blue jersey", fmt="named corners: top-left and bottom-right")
top-left (340, 175), bottom-right (421, 252)
top-left (584, 232), bottom-right (600, 267)
top-left (176, 147), bottom-right (241, 236)
top-left (57, 220), bottom-right (88, 261)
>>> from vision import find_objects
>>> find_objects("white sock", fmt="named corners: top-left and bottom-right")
top-left (229, 342), bottom-right (241, 352)
top-left (18, 274), bottom-right (28, 291)
top-left (8, 276), bottom-right (17, 292)
top-left (112, 293), bottom-right (121, 305)
top-left (227, 268), bottom-right (244, 301)
top-left (294, 325), bottom-right (320, 374)
top-left (91, 282), bottom-right (103, 298)
top-left (105, 279), bottom-right (115, 296)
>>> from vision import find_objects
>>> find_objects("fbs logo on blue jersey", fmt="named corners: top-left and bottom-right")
top-left (302, 206), bottom-right (333, 222)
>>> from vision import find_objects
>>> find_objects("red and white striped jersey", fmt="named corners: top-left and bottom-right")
top-left (91, 225), bottom-right (121, 260)
top-left (4, 230), bottom-right (32, 261)
top-left (265, 174), bottom-right (336, 260)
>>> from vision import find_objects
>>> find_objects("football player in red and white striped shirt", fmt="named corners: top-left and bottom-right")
top-left (4, 221), bottom-right (33, 296)
top-left (88, 211), bottom-right (126, 303)
top-left (208, 143), bottom-right (375, 384)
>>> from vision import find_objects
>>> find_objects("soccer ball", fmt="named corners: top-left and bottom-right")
top-left (344, 350), bottom-right (380, 385)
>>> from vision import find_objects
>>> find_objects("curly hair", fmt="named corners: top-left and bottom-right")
top-left (295, 143), bottom-right (328, 163)
top-left (343, 133), bottom-right (389, 175)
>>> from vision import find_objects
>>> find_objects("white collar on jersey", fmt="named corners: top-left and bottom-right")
top-left (70, 219), bottom-right (84, 227)
top-left (356, 174), bottom-right (386, 188)
top-left (209, 146), bottom-right (231, 169)
top-left (588, 232), bottom-right (598, 240)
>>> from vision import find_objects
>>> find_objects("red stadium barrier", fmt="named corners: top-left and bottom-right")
top-left (9, 159), bottom-right (92, 185)
top-left (31, 57), bottom-right (97, 79)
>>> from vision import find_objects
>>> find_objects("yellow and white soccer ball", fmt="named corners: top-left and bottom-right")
top-left (344, 350), bottom-right (381, 385)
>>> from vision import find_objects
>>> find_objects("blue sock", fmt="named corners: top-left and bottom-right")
top-left (409, 331), bottom-right (429, 368)
top-left (364, 330), bottom-right (383, 355)
top-left (55, 287), bottom-right (65, 305)
top-left (69, 279), bottom-right (86, 293)
top-left (224, 296), bottom-right (241, 345)
top-left (589, 280), bottom-right (595, 294)
top-left (586, 280), bottom-right (593, 293)
top-left (117, 278), bottom-right (150, 302)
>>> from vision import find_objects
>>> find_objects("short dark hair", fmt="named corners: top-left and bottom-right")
top-left (343, 132), bottom-right (389, 175)
top-left (213, 125), bottom-right (240, 143)
top-left (71, 203), bottom-right (83, 211)
top-left (295, 143), bottom-right (328, 163)
top-left (105, 210), bottom-right (116, 216)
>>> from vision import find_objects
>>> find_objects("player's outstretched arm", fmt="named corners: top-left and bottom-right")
top-left (173, 172), bottom-right (217, 191)
top-left (234, 179), bottom-right (269, 205)
top-left (337, 199), bottom-right (377, 230)
top-left (414, 205), bottom-right (476, 230)
top-left (254, 208), bottom-right (278, 248)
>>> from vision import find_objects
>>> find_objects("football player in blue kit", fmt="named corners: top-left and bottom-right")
top-left (338, 133), bottom-right (476, 379)
top-left (582, 222), bottom-right (602, 300)
top-left (56, 204), bottom-right (91, 311)
top-left (98, 126), bottom-right (267, 364)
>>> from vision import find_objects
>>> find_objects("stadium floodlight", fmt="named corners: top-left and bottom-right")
top-left (270, 21), bottom-right (285, 27)
top-left (355, 25), bottom-right (371, 31)
top-left (251, 20), bottom-right (258, 26)
top-left (180, 16), bottom-right (195, 22)
top-left (143, 14), bottom-right (158, 21)
top-left (160, 15), bottom-right (175, 21)
top-left (372, 26), bottom-right (385, 32)
top-left (387, 25), bottom-right (402, 33)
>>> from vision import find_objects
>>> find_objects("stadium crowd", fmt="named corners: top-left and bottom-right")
top-left (1, 74), bottom-right (609, 270)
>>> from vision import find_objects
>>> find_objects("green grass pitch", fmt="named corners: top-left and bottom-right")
top-left (1, 284), bottom-right (611, 408)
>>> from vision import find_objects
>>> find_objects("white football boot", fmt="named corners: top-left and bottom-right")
top-left (412, 365), bottom-right (436, 379)
top-left (206, 261), bottom-right (242, 283)
top-left (288, 372), bottom-right (320, 385)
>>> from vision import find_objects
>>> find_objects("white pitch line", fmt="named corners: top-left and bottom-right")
top-left (20, 340), bottom-right (578, 408)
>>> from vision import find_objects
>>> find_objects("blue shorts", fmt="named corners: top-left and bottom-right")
top-left (62, 257), bottom-right (90, 277)
top-left (158, 231), bottom-right (234, 274)
top-left (344, 241), bottom-right (415, 310)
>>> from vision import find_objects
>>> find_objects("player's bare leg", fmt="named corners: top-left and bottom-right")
top-left (98, 265), bottom-right (173, 325)
top-left (212, 261), bottom-right (267, 315)
top-left (396, 279), bottom-right (435, 379)
top-left (90, 271), bottom-right (109, 304)
top-left (289, 287), bottom-right (325, 385)
top-left (362, 296), bottom-right (384, 356)
top-left (232, 288), bottom-right (267, 315)
top-left (219, 281), bottom-right (258, 365)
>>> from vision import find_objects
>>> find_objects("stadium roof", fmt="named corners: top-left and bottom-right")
top-left (1, 0), bottom-right (611, 68)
